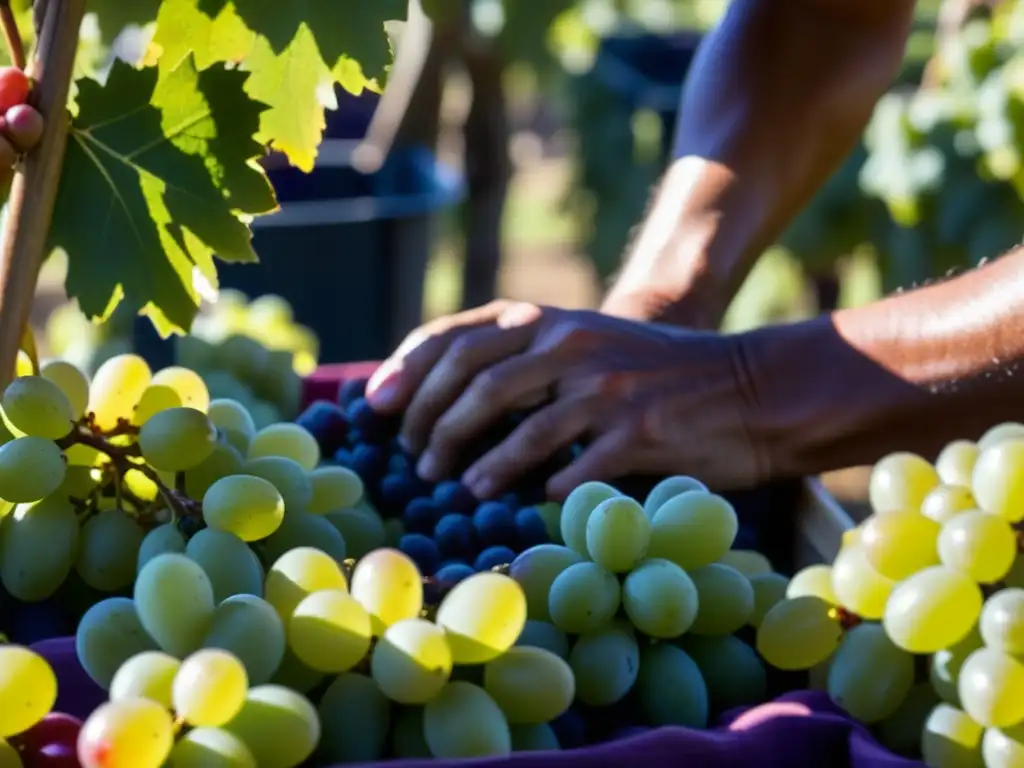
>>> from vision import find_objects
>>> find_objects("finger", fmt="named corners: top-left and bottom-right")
top-left (460, 395), bottom-right (597, 499)
top-left (5, 105), bottom-right (43, 152)
top-left (403, 322), bottom-right (536, 459)
top-left (546, 427), bottom-right (635, 501)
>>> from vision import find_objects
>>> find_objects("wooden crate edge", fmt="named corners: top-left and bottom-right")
top-left (794, 477), bottom-right (856, 568)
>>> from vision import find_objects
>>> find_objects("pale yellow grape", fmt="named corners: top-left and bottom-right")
top-left (922, 704), bottom-right (984, 768)
top-left (585, 496), bottom-right (649, 572)
top-left (749, 572), bottom-right (789, 628)
top-left (0, 646), bottom-right (56, 738)
top-left (247, 423), bottom-right (319, 470)
top-left (972, 439), bottom-right (1024, 523)
top-left (883, 565), bottom-right (982, 653)
top-left (208, 399), bottom-right (257, 447)
top-left (983, 725), bottom-right (1024, 768)
top-left (868, 452), bottom-right (939, 514)
top-left (483, 646), bottom-right (574, 724)
top-left (370, 618), bottom-right (452, 704)
top-left (826, 623), bottom-right (915, 723)
top-left (14, 350), bottom-right (31, 378)
top-left (169, 727), bottom-right (256, 767)
top-left (937, 509), bottom-right (1016, 583)
top-left (936, 440), bottom-right (980, 487)
top-left (78, 698), bottom-right (174, 768)
top-left (307, 466), bottom-right (364, 513)
top-left (350, 548), bottom-right (423, 635)
top-left (288, 590), bottom-right (372, 673)
top-left (123, 465), bottom-right (159, 502)
top-left (185, 440), bottom-right (244, 499)
top-left (547, 561), bottom-right (620, 634)
top-left (642, 474), bottom-right (708, 519)
top-left (787, 565), bottom-right (837, 604)
top-left (921, 484), bottom-right (977, 525)
top-left (202, 474), bottom-right (285, 542)
top-left (930, 626), bottom-right (983, 707)
top-left (756, 596), bottom-right (842, 671)
top-left (109, 651), bottom-right (180, 708)
top-left (264, 547), bottom-right (347, 620)
top-left (87, 354), bottom-right (152, 431)
top-left (979, 422), bottom-right (1024, 450)
top-left (621, 558), bottom-right (699, 638)
top-left (718, 549), bottom-right (772, 577)
top-left (0, 740), bottom-right (20, 768)
top-left (860, 510), bottom-right (940, 580)
top-left (224, 685), bottom-right (320, 768)
top-left (1, 375), bottom-right (74, 439)
top-left (436, 572), bottom-right (527, 664)
top-left (647, 491), bottom-right (738, 570)
top-left (508, 544), bottom-right (583, 623)
top-left (152, 366), bottom-right (210, 411)
top-left (688, 564), bottom-right (755, 635)
top-left (958, 648), bottom-right (1024, 728)
top-left (831, 545), bottom-right (894, 620)
top-left (242, 456), bottom-right (312, 512)
top-left (568, 626), bottom-right (640, 706)
top-left (173, 649), bottom-right (249, 727)
top-left (559, 481), bottom-right (620, 556)
top-left (980, 588), bottom-right (1024, 654)
top-left (0, 437), bottom-right (66, 502)
top-left (131, 385), bottom-right (182, 426)
top-left (139, 407), bottom-right (217, 472)
top-left (423, 682), bottom-right (511, 758)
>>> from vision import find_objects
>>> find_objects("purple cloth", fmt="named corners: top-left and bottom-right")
top-left (32, 637), bottom-right (923, 768)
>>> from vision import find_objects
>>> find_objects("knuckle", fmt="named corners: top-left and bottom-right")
top-left (470, 367), bottom-right (503, 400)
top-left (445, 333), bottom-right (478, 369)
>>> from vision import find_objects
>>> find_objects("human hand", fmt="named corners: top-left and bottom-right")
top-left (0, 104), bottom-right (42, 189)
top-left (366, 301), bottom-right (771, 500)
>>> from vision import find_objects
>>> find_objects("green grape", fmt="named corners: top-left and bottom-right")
top-left (208, 399), bottom-right (257, 452)
top-left (826, 623), bottom-right (914, 723)
top-left (174, 649), bottom-right (249, 727)
top-left (139, 407), bottom-right (217, 472)
top-left (860, 510), bottom-right (940, 580)
top-left (383, 518), bottom-right (404, 547)
top-left (246, 423), bottom-right (320, 471)
top-left (585, 496), bottom-right (650, 572)
top-left (532, 501), bottom-right (562, 543)
top-left (981, 588), bottom-right (1024, 654)
top-left (958, 648), bottom-right (1024, 728)
top-left (569, 626), bottom-right (640, 707)
top-left (135, 553), bottom-right (216, 657)
top-left (938, 509), bottom-right (1016, 583)
top-left (268, 646), bottom-right (324, 694)
top-left (508, 544), bottom-right (583, 622)
top-left (935, 440), bottom-right (980, 487)
top-left (0, 646), bottom-right (56, 738)
top-left (978, 422), bottom-right (1024, 451)
top-left (317, 673), bottom-right (391, 763)
top-left (169, 727), bottom-right (256, 767)
top-left (643, 475), bottom-right (708, 519)
top-left (307, 466), bottom-right (363, 514)
top-left (289, 589), bottom-right (372, 673)
top-left (787, 565), bottom-right (837, 604)
top-left (921, 484), bottom-right (978, 525)
top-left (688, 564), bottom-right (755, 635)
top-left (0, 437), bottom-right (67, 502)
top-left (930, 625), bottom-right (983, 707)
top-left (185, 440), bottom-right (244, 499)
top-left (635, 643), bottom-right (708, 727)
top-left (749, 572), bottom-right (790, 627)
top-left (0, 740), bottom-right (20, 767)
top-left (558, 481), bottom-right (621, 556)
top-left (884, 566), bottom-right (982, 654)
top-left (436, 572), bottom-right (526, 664)
top-left (677, 634), bottom-right (766, 713)
top-left (370, 618), bottom-right (452, 704)
top-left (186, 528), bottom-right (263, 602)
top-left (718, 549), bottom-right (772, 577)
top-left (868, 451), bottom-right (939, 514)
top-left (983, 724), bottom-right (1024, 768)
top-left (202, 474), bottom-right (285, 542)
top-left (483, 646), bottom-right (574, 724)
top-left (877, 682), bottom-right (940, 756)
top-left (621, 558), bottom-right (699, 638)
top-left (324, 507), bottom-right (386, 559)
top-left (423, 682), bottom-right (511, 758)
top-left (122, 465), bottom-right (158, 501)
top-left (515, 620), bottom-right (570, 659)
top-left (0, 494), bottom-right (78, 601)
top-left (262, 511), bottom-right (347, 564)
top-left (132, 385), bottom-right (183, 426)
top-left (1, 375), bottom-right (74, 439)
top-left (87, 354), bottom-right (152, 431)
top-left (137, 522), bottom-right (186, 572)
top-left (203, 594), bottom-right (286, 685)
top-left (756, 596), bottom-right (842, 671)
top-left (242, 456), bottom-right (312, 512)
top-left (76, 597), bottom-right (158, 689)
top-left (972, 439), bottom-right (1024, 523)
top-left (922, 704), bottom-right (984, 768)
top-left (547, 561), bottom-right (620, 634)
top-left (225, 688), bottom-right (317, 765)
top-left (647, 491), bottom-right (738, 570)
top-left (39, 359), bottom-right (89, 418)
top-left (78, 698), bottom-right (174, 768)
top-left (265, 546), bottom-right (348, 621)
top-left (391, 706), bottom-right (430, 757)
top-left (831, 544), bottom-right (895, 620)
top-left (109, 651), bottom-right (180, 708)
top-left (75, 507), bottom-right (143, 592)
top-left (152, 366), bottom-right (210, 412)
top-left (510, 723), bottom-right (560, 751)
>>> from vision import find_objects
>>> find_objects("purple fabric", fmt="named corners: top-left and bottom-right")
top-left (32, 637), bottom-right (923, 768)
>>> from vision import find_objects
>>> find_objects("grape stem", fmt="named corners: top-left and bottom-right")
top-left (0, 0), bottom-right (24, 71)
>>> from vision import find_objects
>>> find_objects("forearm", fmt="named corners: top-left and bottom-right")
top-left (744, 250), bottom-right (1024, 477)
top-left (602, 0), bottom-right (915, 327)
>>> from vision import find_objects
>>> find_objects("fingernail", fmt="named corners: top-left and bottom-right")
top-left (366, 367), bottom-right (398, 408)
top-left (417, 452), bottom-right (439, 481)
top-left (468, 474), bottom-right (494, 499)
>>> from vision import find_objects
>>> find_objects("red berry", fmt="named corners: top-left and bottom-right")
top-left (0, 66), bottom-right (30, 113)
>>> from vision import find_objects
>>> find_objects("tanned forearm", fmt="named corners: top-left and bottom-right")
top-left (743, 251), bottom-right (1024, 477)
top-left (602, 0), bottom-right (916, 328)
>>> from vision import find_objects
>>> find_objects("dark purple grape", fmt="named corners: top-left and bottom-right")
top-left (399, 534), bottom-right (440, 576)
top-left (351, 443), bottom-right (387, 483)
top-left (473, 546), bottom-right (516, 572)
top-left (403, 497), bottom-right (443, 535)
top-left (432, 480), bottom-right (476, 514)
top-left (332, 448), bottom-right (354, 468)
top-left (515, 506), bottom-right (550, 548)
top-left (500, 492), bottom-right (522, 511)
top-left (388, 451), bottom-right (411, 475)
top-left (347, 397), bottom-right (396, 443)
top-left (434, 561), bottom-right (474, 585)
top-left (338, 377), bottom-right (368, 407)
top-left (295, 400), bottom-right (349, 455)
top-left (433, 514), bottom-right (477, 560)
top-left (380, 473), bottom-right (423, 513)
top-left (472, 501), bottom-right (517, 548)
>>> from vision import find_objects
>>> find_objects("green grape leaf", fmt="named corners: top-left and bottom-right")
top-left (48, 58), bottom-right (277, 337)
top-left (88, 0), bottom-right (163, 45)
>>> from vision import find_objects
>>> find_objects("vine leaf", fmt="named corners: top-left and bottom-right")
top-left (48, 57), bottom-right (277, 338)
top-left (150, 0), bottom-right (406, 170)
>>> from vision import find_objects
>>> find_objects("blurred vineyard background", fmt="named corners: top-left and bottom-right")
top-left (25, 0), bottom-right (1024, 512)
